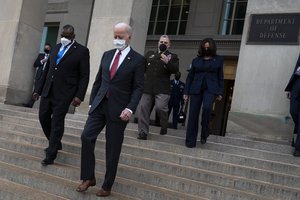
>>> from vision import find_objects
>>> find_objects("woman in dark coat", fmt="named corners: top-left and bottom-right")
top-left (183, 38), bottom-right (224, 148)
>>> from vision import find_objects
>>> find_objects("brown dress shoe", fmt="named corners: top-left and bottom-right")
top-left (76, 178), bottom-right (96, 192)
top-left (96, 188), bottom-right (111, 197)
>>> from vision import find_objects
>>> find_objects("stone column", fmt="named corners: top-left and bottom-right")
top-left (0, 0), bottom-right (47, 104)
top-left (76, 0), bottom-right (152, 113)
top-left (228, 0), bottom-right (300, 140)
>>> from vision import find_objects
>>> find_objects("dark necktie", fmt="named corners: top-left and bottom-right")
top-left (110, 51), bottom-right (122, 79)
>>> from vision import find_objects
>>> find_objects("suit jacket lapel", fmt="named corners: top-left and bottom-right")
top-left (104, 50), bottom-right (116, 79)
top-left (53, 44), bottom-right (61, 65)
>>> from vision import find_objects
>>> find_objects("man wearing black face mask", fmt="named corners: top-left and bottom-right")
top-left (137, 35), bottom-right (179, 140)
top-left (33, 24), bottom-right (90, 166)
top-left (23, 43), bottom-right (52, 108)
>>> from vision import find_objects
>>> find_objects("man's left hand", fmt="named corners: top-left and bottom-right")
top-left (72, 97), bottom-right (82, 107)
top-left (120, 109), bottom-right (132, 121)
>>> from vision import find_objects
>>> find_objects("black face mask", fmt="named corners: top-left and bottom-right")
top-left (175, 74), bottom-right (181, 80)
top-left (44, 49), bottom-right (50, 54)
top-left (159, 44), bottom-right (167, 52)
top-left (202, 48), bottom-right (213, 57)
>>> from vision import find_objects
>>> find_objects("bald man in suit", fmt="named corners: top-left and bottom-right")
top-left (33, 24), bottom-right (90, 166)
top-left (76, 23), bottom-right (145, 197)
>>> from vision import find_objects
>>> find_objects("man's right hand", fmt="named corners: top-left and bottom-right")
top-left (32, 92), bottom-right (40, 101)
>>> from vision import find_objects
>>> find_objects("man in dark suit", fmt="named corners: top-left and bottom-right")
top-left (168, 71), bottom-right (185, 129)
top-left (137, 35), bottom-right (179, 140)
top-left (33, 24), bottom-right (90, 165)
top-left (285, 53), bottom-right (300, 157)
top-left (23, 43), bottom-right (52, 108)
top-left (76, 23), bottom-right (145, 197)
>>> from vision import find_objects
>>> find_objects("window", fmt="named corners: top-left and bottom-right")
top-left (221, 0), bottom-right (247, 35)
top-left (148, 0), bottom-right (191, 35)
top-left (39, 23), bottom-right (59, 52)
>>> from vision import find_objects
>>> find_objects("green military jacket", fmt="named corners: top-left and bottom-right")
top-left (144, 50), bottom-right (179, 94)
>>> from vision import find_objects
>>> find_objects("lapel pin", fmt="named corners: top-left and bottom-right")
top-left (127, 57), bottom-right (131, 60)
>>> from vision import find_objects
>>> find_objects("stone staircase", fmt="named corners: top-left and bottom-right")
top-left (0, 103), bottom-right (300, 200)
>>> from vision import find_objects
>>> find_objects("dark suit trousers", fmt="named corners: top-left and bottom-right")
top-left (290, 77), bottom-right (300, 150)
top-left (185, 90), bottom-right (214, 147)
top-left (39, 88), bottom-right (70, 160)
top-left (80, 99), bottom-right (127, 191)
top-left (168, 104), bottom-right (180, 129)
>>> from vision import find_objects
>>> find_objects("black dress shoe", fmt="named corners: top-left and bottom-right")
top-left (293, 149), bottom-right (300, 157)
top-left (41, 158), bottom-right (54, 166)
top-left (137, 132), bottom-right (147, 140)
top-left (160, 128), bottom-right (167, 135)
top-left (200, 138), bottom-right (207, 144)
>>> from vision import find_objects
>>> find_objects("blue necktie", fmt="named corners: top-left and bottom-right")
top-left (56, 45), bottom-right (69, 64)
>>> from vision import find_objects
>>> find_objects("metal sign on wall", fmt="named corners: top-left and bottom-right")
top-left (247, 13), bottom-right (300, 45)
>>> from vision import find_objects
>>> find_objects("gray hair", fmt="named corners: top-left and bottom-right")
top-left (114, 22), bottom-right (133, 36)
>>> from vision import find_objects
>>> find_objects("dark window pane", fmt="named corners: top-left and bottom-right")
top-left (183, 0), bottom-right (191, 5)
top-left (152, 0), bottom-right (159, 5)
top-left (160, 0), bottom-right (170, 6)
top-left (169, 5), bottom-right (180, 20)
top-left (172, 0), bottom-right (182, 5)
top-left (179, 21), bottom-right (187, 35)
top-left (46, 26), bottom-right (59, 47)
top-left (235, 2), bottom-right (247, 18)
top-left (157, 6), bottom-right (168, 20)
top-left (155, 22), bottom-right (166, 34)
top-left (150, 6), bottom-right (157, 21)
top-left (167, 21), bottom-right (178, 34)
top-left (231, 20), bottom-right (244, 34)
top-left (181, 5), bottom-right (190, 20)
top-left (148, 22), bottom-right (154, 35)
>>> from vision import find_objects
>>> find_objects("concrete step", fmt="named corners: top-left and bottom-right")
top-left (1, 103), bottom-right (300, 199)
top-left (0, 108), bottom-right (296, 157)
top-left (1, 129), bottom-right (300, 200)
top-left (0, 177), bottom-right (68, 200)
top-left (0, 148), bottom-right (203, 200)
top-left (0, 142), bottom-right (281, 200)
top-left (1, 118), bottom-right (300, 179)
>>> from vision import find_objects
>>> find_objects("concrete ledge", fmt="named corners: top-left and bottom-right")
top-left (227, 111), bottom-right (294, 142)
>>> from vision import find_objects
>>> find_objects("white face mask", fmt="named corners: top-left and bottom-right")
top-left (113, 39), bottom-right (127, 50)
top-left (61, 37), bottom-right (71, 47)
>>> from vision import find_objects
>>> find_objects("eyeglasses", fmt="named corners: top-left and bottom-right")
top-left (159, 41), bottom-right (169, 44)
